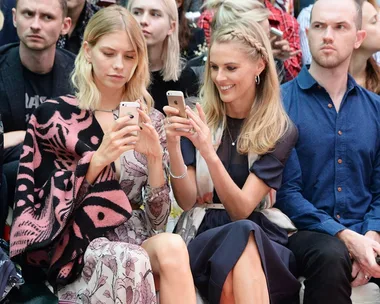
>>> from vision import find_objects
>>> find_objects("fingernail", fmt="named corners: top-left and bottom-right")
top-left (129, 115), bottom-right (134, 119)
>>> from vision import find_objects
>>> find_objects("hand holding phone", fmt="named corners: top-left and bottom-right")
top-left (119, 101), bottom-right (140, 136)
top-left (270, 27), bottom-right (283, 42)
top-left (166, 90), bottom-right (187, 118)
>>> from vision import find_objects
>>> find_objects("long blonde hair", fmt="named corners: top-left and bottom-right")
top-left (72, 5), bottom-right (153, 111)
top-left (201, 17), bottom-right (291, 155)
top-left (127, 0), bottom-right (182, 81)
top-left (205, 0), bottom-right (269, 31)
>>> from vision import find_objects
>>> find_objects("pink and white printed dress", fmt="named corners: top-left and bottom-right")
top-left (10, 95), bottom-right (170, 303)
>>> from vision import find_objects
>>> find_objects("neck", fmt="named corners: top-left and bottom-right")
top-left (68, 2), bottom-right (86, 36)
top-left (148, 43), bottom-right (164, 72)
top-left (308, 61), bottom-right (349, 102)
top-left (19, 43), bottom-right (56, 74)
top-left (225, 93), bottom-right (255, 119)
top-left (98, 87), bottom-right (125, 111)
top-left (349, 50), bottom-right (369, 88)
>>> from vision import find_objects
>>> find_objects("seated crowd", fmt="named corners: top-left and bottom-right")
top-left (1, 0), bottom-right (380, 303)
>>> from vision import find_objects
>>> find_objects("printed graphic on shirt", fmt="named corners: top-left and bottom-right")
top-left (25, 93), bottom-right (47, 122)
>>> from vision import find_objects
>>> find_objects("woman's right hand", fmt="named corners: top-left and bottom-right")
top-left (92, 115), bottom-right (141, 168)
top-left (163, 105), bottom-right (193, 146)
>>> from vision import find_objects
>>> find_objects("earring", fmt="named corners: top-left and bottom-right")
top-left (255, 75), bottom-right (260, 85)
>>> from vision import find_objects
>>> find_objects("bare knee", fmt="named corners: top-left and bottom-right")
top-left (155, 233), bottom-right (189, 272)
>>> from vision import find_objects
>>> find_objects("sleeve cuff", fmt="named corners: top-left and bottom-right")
top-left (316, 219), bottom-right (347, 236)
top-left (361, 220), bottom-right (380, 235)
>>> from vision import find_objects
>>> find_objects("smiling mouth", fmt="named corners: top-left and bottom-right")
top-left (220, 85), bottom-right (235, 91)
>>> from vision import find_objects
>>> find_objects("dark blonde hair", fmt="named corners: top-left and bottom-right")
top-left (72, 5), bottom-right (153, 111)
top-left (202, 17), bottom-right (290, 155)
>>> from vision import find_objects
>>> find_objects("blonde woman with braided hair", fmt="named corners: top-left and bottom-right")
top-left (164, 16), bottom-right (300, 304)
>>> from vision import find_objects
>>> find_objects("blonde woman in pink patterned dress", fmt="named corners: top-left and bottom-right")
top-left (9, 6), bottom-right (196, 304)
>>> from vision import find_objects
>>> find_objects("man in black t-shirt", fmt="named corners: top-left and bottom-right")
top-left (0, 0), bottom-right (75, 219)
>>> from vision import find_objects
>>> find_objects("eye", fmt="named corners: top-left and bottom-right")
top-left (124, 55), bottom-right (135, 60)
top-left (227, 66), bottom-right (237, 71)
top-left (337, 24), bottom-right (345, 30)
top-left (210, 64), bottom-right (218, 71)
top-left (152, 12), bottom-right (161, 17)
top-left (23, 11), bottom-right (33, 17)
top-left (132, 10), bottom-right (142, 16)
top-left (103, 52), bottom-right (114, 57)
top-left (43, 15), bottom-right (53, 21)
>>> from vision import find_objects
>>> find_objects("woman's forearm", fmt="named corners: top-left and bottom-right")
top-left (147, 153), bottom-right (165, 188)
top-left (205, 153), bottom-right (269, 221)
top-left (168, 142), bottom-right (197, 211)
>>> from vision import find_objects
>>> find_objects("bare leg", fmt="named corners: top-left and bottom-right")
top-left (142, 233), bottom-right (196, 304)
top-left (221, 233), bottom-right (269, 304)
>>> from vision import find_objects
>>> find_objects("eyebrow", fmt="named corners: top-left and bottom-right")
top-left (100, 46), bottom-right (136, 53)
top-left (210, 61), bottom-right (239, 65)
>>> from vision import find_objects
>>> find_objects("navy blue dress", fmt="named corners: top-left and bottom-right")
top-left (181, 116), bottom-right (301, 304)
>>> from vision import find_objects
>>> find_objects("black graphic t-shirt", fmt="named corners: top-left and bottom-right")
top-left (23, 66), bottom-right (53, 123)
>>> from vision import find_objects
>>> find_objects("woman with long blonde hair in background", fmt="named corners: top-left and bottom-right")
top-left (10, 6), bottom-right (196, 303)
top-left (164, 16), bottom-right (300, 304)
top-left (127, 0), bottom-right (199, 114)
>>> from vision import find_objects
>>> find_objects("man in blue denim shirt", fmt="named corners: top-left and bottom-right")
top-left (276, 0), bottom-right (380, 303)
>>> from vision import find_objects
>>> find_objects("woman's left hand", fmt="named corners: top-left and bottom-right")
top-left (183, 103), bottom-right (215, 161)
top-left (135, 109), bottom-right (163, 159)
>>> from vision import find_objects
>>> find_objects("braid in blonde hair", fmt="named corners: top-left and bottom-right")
top-left (228, 30), bottom-right (269, 63)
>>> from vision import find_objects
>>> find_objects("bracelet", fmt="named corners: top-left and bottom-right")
top-left (167, 164), bottom-right (188, 179)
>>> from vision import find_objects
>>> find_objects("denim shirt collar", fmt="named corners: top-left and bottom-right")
top-left (296, 65), bottom-right (358, 93)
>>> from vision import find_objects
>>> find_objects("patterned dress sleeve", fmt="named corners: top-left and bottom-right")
top-left (143, 109), bottom-right (171, 232)
top-left (10, 97), bottom-right (132, 287)
top-left (250, 123), bottom-right (298, 190)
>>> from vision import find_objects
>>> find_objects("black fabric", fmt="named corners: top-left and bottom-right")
top-left (0, 43), bottom-right (75, 133)
top-left (23, 67), bottom-right (53, 124)
top-left (287, 231), bottom-right (352, 304)
top-left (56, 2), bottom-right (100, 55)
top-left (3, 144), bottom-right (22, 207)
top-left (149, 66), bottom-right (199, 114)
top-left (181, 116), bottom-right (298, 196)
top-left (0, 174), bottom-right (7, 237)
top-left (182, 26), bottom-right (206, 60)
top-left (188, 217), bottom-right (300, 304)
top-left (0, 0), bottom-right (19, 47)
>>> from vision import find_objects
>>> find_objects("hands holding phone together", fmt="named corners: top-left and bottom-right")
top-left (164, 93), bottom-right (215, 162)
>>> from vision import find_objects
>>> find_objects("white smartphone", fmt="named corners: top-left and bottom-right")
top-left (119, 101), bottom-right (140, 136)
top-left (270, 27), bottom-right (283, 39)
top-left (166, 90), bottom-right (187, 118)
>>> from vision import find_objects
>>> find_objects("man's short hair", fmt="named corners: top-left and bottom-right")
top-left (15, 0), bottom-right (68, 18)
top-left (311, 0), bottom-right (364, 30)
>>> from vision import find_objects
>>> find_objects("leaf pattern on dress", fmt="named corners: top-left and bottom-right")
top-left (133, 150), bottom-right (147, 167)
top-left (102, 255), bottom-right (117, 275)
top-left (123, 161), bottom-right (147, 178)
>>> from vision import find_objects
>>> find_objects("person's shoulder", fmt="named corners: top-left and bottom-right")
top-left (55, 47), bottom-right (76, 66)
top-left (0, 42), bottom-right (19, 66)
top-left (281, 78), bottom-right (300, 103)
top-left (355, 85), bottom-right (380, 107)
top-left (33, 95), bottom-right (79, 120)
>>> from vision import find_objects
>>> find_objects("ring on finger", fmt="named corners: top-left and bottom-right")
top-left (166, 117), bottom-right (171, 125)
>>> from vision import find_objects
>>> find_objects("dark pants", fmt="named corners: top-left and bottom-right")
top-left (0, 174), bottom-right (7, 237)
top-left (3, 143), bottom-right (23, 208)
top-left (288, 231), bottom-right (353, 304)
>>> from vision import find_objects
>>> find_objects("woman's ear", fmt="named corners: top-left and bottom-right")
top-left (83, 41), bottom-right (92, 63)
top-left (256, 58), bottom-right (266, 76)
top-left (167, 20), bottom-right (176, 36)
